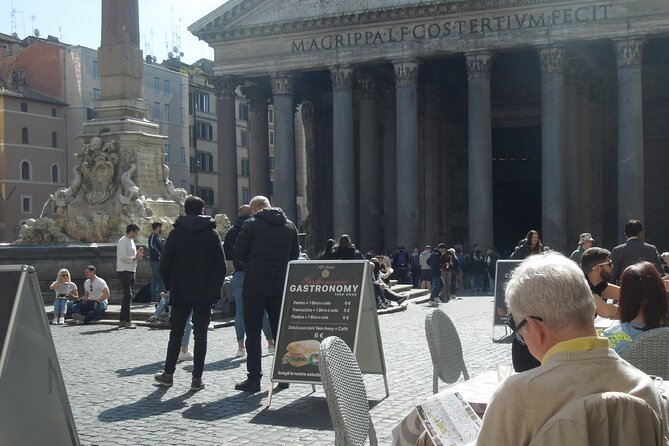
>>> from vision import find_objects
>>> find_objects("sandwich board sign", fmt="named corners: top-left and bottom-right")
top-left (0, 265), bottom-right (80, 445)
top-left (270, 260), bottom-right (388, 403)
top-left (492, 260), bottom-right (522, 338)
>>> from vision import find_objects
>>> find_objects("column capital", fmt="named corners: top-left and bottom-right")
top-left (380, 86), bottom-right (396, 108)
top-left (330, 66), bottom-right (355, 91)
top-left (538, 45), bottom-right (566, 73)
top-left (271, 73), bottom-right (295, 96)
top-left (614, 38), bottom-right (645, 68)
top-left (212, 76), bottom-right (239, 99)
top-left (241, 84), bottom-right (270, 109)
top-left (393, 60), bottom-right (420, 87)
top-left (465, 51), bottom-right (493, 80)
top-left (357, 75), bottom-right (376, 100)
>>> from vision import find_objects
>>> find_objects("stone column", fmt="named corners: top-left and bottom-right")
top-left (465, 51), bottom-right (493, 250)
top-left (330, 66), bottom-right (355, 238)
top-left (394, 60), bottom-right (420, 250)
top-left (213, 76), bottom-right (239, 220)
top-left (615, 38), bottom-right (645, 238)
top-left (271, 73), bottom-right (297, 221)
top-left (358, 75), bottom-right (381, 252)
top-left (381, 87), bottom-right (397, 251)
top-left (243, 85), bottom-right (271, 198)
top-left (538, 45), bottom-right (567, 253)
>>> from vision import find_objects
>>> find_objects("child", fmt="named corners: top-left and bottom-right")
top-left (49, 269), bottom-right (78, 325)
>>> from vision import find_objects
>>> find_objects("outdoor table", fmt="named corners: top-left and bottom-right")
top-left (391, 370), bottom-right (501, 446)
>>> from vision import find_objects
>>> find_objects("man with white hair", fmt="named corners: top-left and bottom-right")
top-left (233, 196), bottom-right (299, 392)
top-left (477, 253), bottom-right (668, 445)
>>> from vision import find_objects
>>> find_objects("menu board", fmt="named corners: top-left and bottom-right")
top-left (492, 260), bottom-right (522, 326)
top-left (271, 262), bottom-right (366, 384)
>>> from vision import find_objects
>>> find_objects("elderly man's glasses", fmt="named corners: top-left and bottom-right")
top-left (511, 316), bottom-right (543, 345)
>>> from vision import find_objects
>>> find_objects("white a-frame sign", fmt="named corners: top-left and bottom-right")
top-left (0, 265), bottom-right (80, 445)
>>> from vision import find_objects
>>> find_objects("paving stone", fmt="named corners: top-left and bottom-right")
top-left (50, 294), bottom-right (510, 445)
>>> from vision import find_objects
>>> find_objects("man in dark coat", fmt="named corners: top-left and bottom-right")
top-left (610, 219), bottom-right (662, 283)
top-left (154, 196), bottom-right (226, 391)
top-left (233, 196), bottom-right (299, 392)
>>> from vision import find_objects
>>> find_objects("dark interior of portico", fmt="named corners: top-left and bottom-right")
top-left (280, 36), bottom-right (669, 256)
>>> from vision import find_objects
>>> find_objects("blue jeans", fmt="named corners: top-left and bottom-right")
top-left (53, 298), bottom-right (69, 315)
top-left (233, 271), bottom-right (272, 342)
top-left (153, 296), bottom-right (169, 318)
top-left (71, 300), bottom-right (108, 324)
top-left (150, 261), bottom-right (164, 301)
top-left (430, 275), bottom-right (444, 301)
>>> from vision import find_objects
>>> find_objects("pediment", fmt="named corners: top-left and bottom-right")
top-left (189, 0), bottom-right (440, 39)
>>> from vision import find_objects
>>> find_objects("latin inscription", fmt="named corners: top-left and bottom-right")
top-left (291, 4), bottom-right (613, 52)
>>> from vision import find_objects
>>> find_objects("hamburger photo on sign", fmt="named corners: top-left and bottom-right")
top-left (282, 340), bottom-right (321, 368)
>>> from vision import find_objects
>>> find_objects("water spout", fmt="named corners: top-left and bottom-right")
top-left (39, 199), bottom-right (52, 219)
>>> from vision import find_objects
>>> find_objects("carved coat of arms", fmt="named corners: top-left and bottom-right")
top-left (80, 137), bottom-right (119, 205)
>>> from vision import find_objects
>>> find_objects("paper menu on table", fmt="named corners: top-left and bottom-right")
top-left (415, 391), bottom-right (481, 446)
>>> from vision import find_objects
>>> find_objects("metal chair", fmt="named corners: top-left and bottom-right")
top-left (621, 327), bottom-right (669, 380)
top-left (425, 308), bottom-right (469, 394)
top-left (318, 336), bottom-right (378, 446)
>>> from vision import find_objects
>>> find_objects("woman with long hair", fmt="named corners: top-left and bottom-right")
top-left (510, 230), bottom-right (544, 259)
top-left (604, 261), bottom-right (669, 354)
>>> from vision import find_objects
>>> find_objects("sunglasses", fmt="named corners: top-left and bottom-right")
top-left (511, 315), bottom-right (543, 345)
top-left (596, 260), bottom-right (613, 268)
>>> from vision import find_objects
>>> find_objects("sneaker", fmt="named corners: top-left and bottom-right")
top-left (51, 317), bottom-right (58, 325)
top-left (208, 322), bottom-right (215, 331)
top-left (58, 316), bottom-right (65, 325)
top-left (235, 348), bottom-right (246, 358)
top-left (267, 345), bottom-right (275, 355)
top-left (125, 322), bottom-right (137, 329)
top-left (276, 382), bottom-right (290, 390)
top-left (178, 350), bottom-right (194, 362)
top-left (235, 379), bottom-right (261, 393)
top-left (154, 372), bottom-right (173, 387)
top-left (72, 313), bottom-right (85, 321)
top-left (190, 377), bottom-right (205, 391)
top-left (147, 315), bottom-right (159, 324)
top-left (158, 313), bottom-right (170, 323)
top-left (429, 300), bottom-right (439, 307)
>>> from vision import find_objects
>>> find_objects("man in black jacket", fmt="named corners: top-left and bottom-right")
top-left (154, 196), bottom-right (226, 391)
top-left (233, 196), bottom-right (299, 392)
top-left (610, 219), bottom-right (662, 283)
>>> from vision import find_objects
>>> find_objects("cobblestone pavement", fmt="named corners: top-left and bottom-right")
top-left (51, 295), bottom-right (511, 445)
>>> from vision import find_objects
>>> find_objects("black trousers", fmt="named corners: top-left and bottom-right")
top-left (164, 302), bottom-right (212, 378)
top-left (117, 271), bottom-right (135, 322)
top-left (243, 277), bottom-right (283, 382)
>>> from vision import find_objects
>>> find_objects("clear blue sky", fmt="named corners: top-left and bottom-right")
top-left (4, 0), bottom-right (226, 64)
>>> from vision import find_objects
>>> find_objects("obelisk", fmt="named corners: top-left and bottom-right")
top-left (95, 0), bottom-right (145, 120)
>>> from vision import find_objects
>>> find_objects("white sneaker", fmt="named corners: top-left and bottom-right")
top-left (235, 348), bottom-right (246, 358)
top-left (51, 317), bottom-right (58, 325)
top-left (208, 322), bottom-right (215, 331)
top-left (58, 316), bottom-right (65, 325)
top-left (178, 350), bottom-right (194, 362)
top-left (267, 345), bottom-right (275, 355)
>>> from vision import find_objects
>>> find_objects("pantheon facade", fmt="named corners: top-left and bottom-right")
top-left (190, 0), bottom-right (669, 255)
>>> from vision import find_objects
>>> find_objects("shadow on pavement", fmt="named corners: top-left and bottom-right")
top-left (201, 357), bottom-right (244, 372)
top-left (79, 327), bottom-right (121, 335)
top-left (98, 387), bottom-right (195, 422)
top-left (115, 361), bottom-right (165, 377)
top-left (182, 391), bottom-right (269, 421)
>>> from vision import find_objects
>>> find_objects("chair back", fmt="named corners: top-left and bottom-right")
top-left (529, 392), bottom-right (666, 446)
top-left (621, 327), bottom-right (669, 380)
top-left (425, 308), bottom-right (469, 393)
top-left (318, 336), bottom-right (377, 446)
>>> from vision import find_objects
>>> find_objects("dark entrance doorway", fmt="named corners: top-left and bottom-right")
top-left (492, 126), bottom-right (542, 257)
